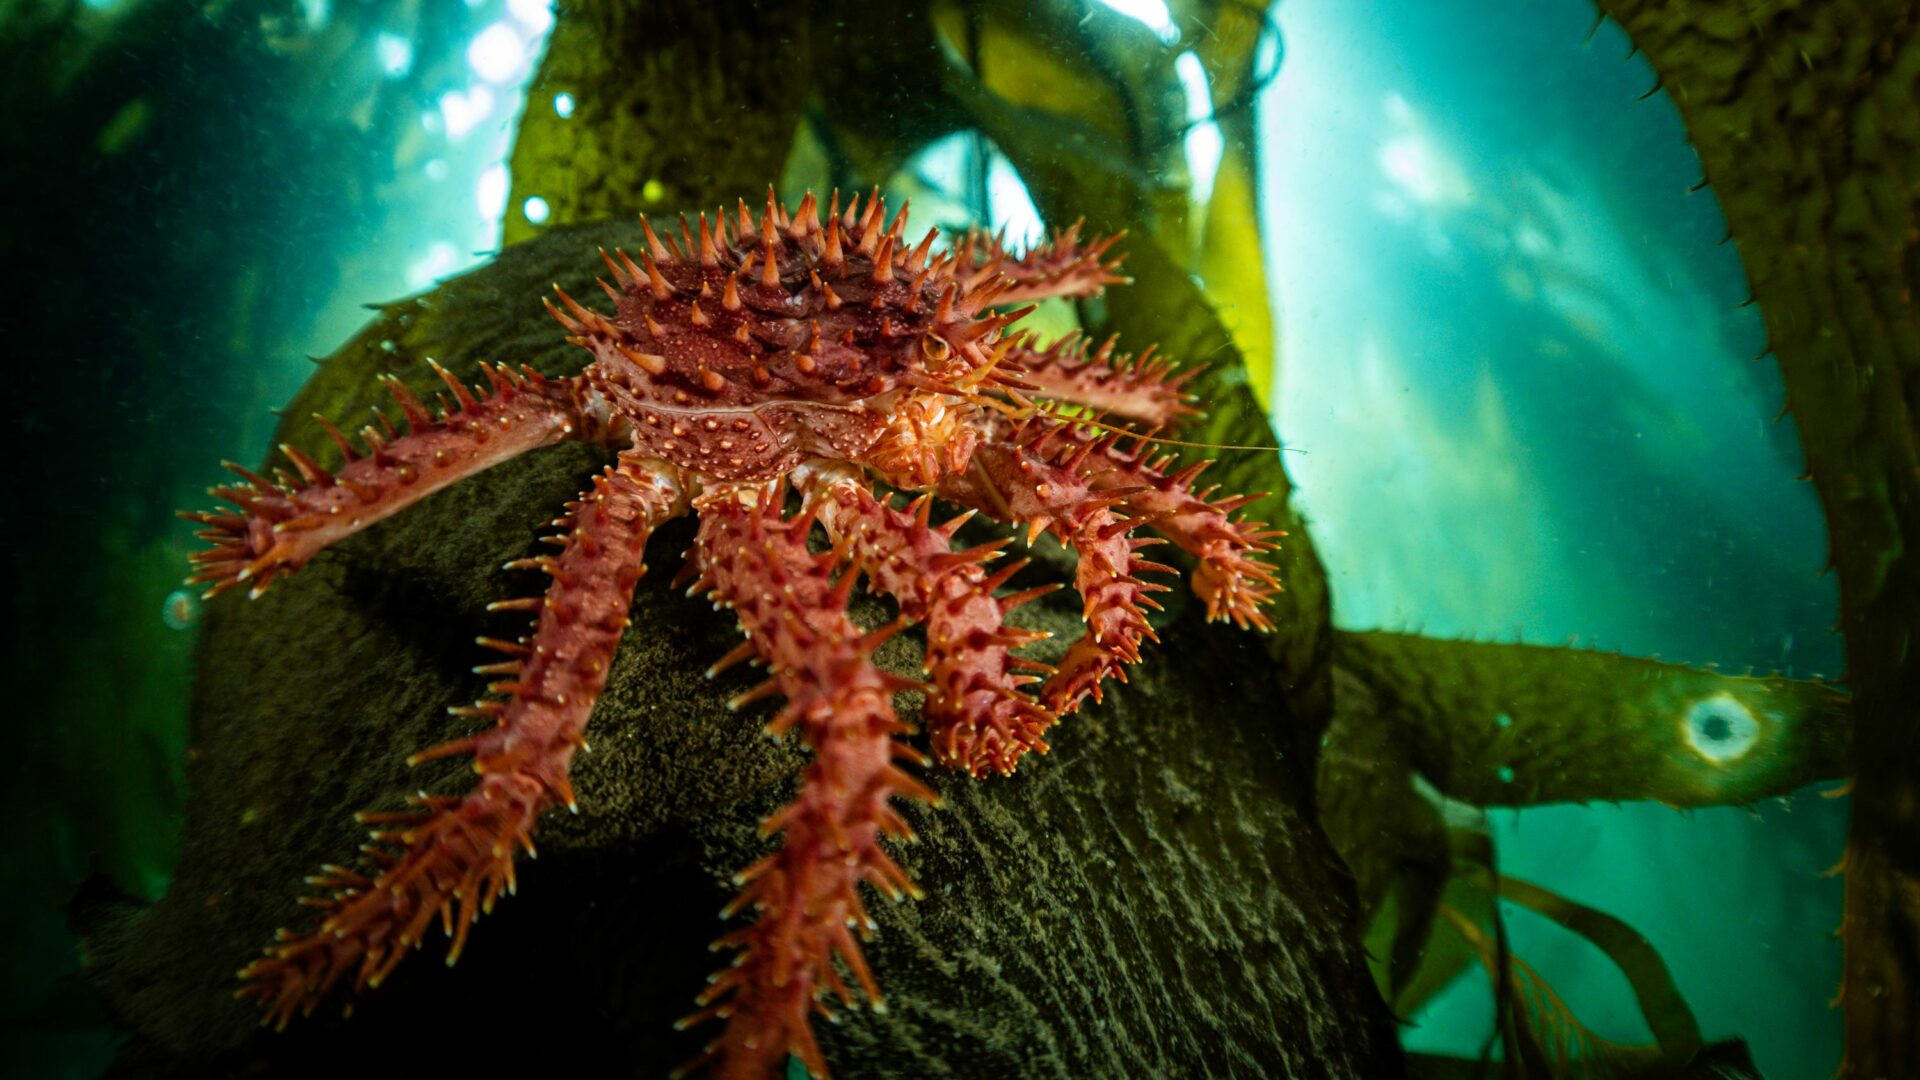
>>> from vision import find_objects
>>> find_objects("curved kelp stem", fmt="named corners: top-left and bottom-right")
top-left (1417, 826), bottom-right (1710, 1079)
top-left (1318, 632), bottom-right (1851, 1071)
top-left (1327, 631), bottom-right (1851, 809)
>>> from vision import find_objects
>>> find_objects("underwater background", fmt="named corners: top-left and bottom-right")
top-left (1, 0), bottom-right (1848, 1076)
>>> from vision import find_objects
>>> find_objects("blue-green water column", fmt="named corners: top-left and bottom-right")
top-left (1259, 0), bottom-right (1845, 1075)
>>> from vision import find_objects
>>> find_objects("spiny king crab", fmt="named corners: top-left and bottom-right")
top-left (183, 190), bottom-right (1283, 1077)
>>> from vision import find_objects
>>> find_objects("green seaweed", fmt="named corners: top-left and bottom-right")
top-left (1382, 825), bottom-right (1748, 1079)
top-left (1328, 632), bottom-right (1850, 810)
top-left (1320, 632), bottom-right (1848, 1073)
top-left (501, 0), bottom-right (811, 248)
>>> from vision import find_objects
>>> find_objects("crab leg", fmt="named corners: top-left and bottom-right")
top-left (1005, 332), bottom-right (1200, 428)
top-left (1023, 418), bottom-right (1284, 631)
top-left (682, 483), bottom-right (933, 1080)
top-left (237, 453), bottom-right (683, 1028)
top-left (939, 436), bottom-right (1172, 717)
top-left (185, 362), bottom-right (611, 598)
top-left (953, 219), bottom-right (1129, 304)
top-left (795, 462), bottom-right (1059, 778)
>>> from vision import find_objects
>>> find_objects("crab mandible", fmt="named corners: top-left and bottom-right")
top-left (183, 189), bottom-right (1283, 1077)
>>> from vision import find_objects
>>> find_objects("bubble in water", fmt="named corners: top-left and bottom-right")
top-left (162, 588), bottom-right (201, 630)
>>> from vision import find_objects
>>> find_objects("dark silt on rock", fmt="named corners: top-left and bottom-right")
top-left (81, 219), bottom-right (1402, 1078)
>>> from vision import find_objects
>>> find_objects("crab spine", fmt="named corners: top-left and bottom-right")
top-left (183, 363), bottom-right (604, 599)
top-left (682, 484), bottom-right (934, 1079)
top-left (1024, 417), bottom-right (1286, 630)
top-left (799, 462), bottom-right (1060, 778)
top-left (950, 219), bottom-right (1130, 304)
top-left (1008, 331), bottom-right (1201, 428)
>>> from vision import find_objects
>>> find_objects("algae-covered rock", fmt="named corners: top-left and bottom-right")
top-left (83, 217), bottom-right (1401, 1077)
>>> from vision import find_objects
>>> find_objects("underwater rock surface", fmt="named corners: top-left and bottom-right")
top-left (84, 218), bottom-right (1400, 1077)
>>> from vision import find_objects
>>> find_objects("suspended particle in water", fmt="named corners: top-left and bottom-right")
top-left (162, 588), bottom-right (200, 630)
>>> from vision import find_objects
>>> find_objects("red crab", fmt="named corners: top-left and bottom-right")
top-left (182, 190), bottom-right (1283, 1077)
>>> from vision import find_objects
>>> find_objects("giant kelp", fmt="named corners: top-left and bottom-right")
top-left (1322, 632), bottom-right (1847, 1076)
top-left (1586, 2), bottom-right (1919, 1072)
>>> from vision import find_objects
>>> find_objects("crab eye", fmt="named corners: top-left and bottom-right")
top-left (919, 333), bottom-right (953, 367)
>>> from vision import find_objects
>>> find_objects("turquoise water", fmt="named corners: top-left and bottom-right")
top-left (3, 0), bottom-right (1844, 1075)
top-left (3, 2), bottom-right (557, 1073)
top-left (1262, 1), bottom-right (1843, 1075)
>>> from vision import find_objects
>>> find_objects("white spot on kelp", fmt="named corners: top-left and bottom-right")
top-left (1683, 693), bottom-right (1761, 764)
